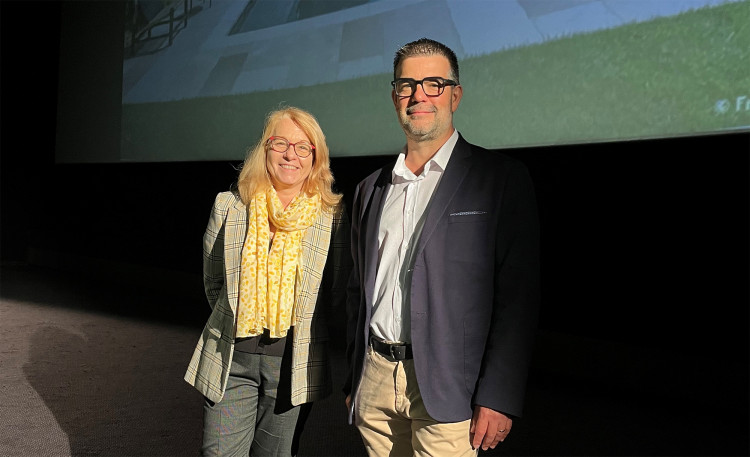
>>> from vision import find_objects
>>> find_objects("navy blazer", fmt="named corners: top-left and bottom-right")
top-left (345, 134), bottom-right (540, 422)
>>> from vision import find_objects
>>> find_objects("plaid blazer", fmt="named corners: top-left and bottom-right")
top-left (184, 191), bottom-right (351, 405)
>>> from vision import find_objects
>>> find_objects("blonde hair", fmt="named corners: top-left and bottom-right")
top-left (236, 106), bottom-right (341, 210)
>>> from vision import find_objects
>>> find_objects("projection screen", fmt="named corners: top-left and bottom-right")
top-left (56, 0), bottom-right (750, 163)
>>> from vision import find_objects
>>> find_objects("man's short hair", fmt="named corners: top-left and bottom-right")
top-left (393, 38), bottom-right (459, 83)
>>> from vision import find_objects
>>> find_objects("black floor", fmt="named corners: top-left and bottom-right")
top-left (1, 263), bottom-right (747, 456)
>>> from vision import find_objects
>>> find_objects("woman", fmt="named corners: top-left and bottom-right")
top-left (184, 107), bottom-right (350, 456)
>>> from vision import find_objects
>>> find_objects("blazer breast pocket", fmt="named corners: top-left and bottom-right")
top-left (445, 211), bottom-right (493, 265)
top-left (448, 210), bottom-right (489, 224)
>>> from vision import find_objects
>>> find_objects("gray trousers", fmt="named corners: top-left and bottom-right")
top-left (201, 351), bottom-right (302, 457)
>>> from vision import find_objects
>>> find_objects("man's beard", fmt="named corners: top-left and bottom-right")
top-left (399, 112), bottom-right (440, 141)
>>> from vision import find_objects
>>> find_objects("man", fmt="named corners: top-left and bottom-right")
top-left (344, 38), bottom-right (540, 456)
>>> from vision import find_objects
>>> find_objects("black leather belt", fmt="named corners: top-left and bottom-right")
top-left (369, 335), bottom-right (413, 360)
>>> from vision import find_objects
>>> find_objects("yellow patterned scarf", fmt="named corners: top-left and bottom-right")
top-left (236, 188), bottom-right (321, 338)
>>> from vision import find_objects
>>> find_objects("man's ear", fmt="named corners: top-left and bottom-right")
top-left (451, 84), bottom-right (463, 113)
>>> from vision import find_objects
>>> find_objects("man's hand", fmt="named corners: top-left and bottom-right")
top-left (469, 405), bottom-right (512, 451)
top-left (345, 394), bottom-right (352, 411)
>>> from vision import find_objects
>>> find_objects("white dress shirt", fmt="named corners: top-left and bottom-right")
top-left (370, 130), bottom-right (459, 343)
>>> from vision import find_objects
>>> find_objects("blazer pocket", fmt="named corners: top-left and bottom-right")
top-left (446, 213), bottom-right (494, 265)
top-left (206, 296), bottom-right (233, 342)
top-left (448, 211), bottom-right (489, 223)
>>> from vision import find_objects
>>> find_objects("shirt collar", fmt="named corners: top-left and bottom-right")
top-left (392, 129), bottom-right (459, 182)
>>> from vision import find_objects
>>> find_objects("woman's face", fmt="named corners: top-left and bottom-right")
top-left (265, 117), bottom-right (314, 194)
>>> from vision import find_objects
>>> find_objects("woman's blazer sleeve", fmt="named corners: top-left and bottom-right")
top-left (203, 193), bottom-right (231, 309)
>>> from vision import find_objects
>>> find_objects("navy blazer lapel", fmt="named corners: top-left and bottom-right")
top-left (415, 135), bottom-right (472, 257)
top-left (363, 165), bottom-right (392, 307)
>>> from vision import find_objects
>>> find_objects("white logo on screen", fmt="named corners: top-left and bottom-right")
top-left (714, 95), bottom-right (750, 114)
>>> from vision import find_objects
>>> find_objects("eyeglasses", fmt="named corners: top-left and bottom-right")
top-left (391, 77), bottom-right (458, 98)
top-left (266, 136), bottom-right (315, 158)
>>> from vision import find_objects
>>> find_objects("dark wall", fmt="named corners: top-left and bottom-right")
top-left (6, 132), bottom-right (748, 350)
top-left (2, 0), bottom-right (748, 398)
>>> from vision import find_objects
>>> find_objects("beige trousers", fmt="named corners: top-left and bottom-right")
top-left (354, 347), bottom-right (477, 457)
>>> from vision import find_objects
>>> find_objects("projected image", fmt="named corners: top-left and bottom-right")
top-left (121, 0), bottom-right (750, 162)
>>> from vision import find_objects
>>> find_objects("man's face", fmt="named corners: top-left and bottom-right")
top-left (392, 55), bottom-right (462, 143)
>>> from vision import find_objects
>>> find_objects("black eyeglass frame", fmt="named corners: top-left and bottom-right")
top-left (391, 77), bottom-right (458, 98)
